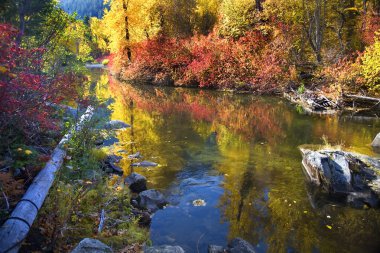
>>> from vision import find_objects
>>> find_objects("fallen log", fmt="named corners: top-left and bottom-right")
top-left (0, 106), bottom-right (94, 253)
top-left (343, 94), bottom-right (380, 103)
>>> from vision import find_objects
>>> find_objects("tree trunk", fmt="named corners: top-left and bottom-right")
top-left (16, 0), bottom-right (26, 45)
top-left (123, 0), bottom-right (132, 62)
top-left (303, 0), bottom-right (326, 63)
top-left (375, 0), bottom-right (380, 15)
top-left (255, 0), bottom-right (263, 12)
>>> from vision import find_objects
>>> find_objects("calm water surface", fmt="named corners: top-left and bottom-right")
top-left (93, 70), bottom-right (380, 253)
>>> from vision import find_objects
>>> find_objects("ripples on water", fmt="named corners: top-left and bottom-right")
top-left (93, 69), bottom-right (380, 253)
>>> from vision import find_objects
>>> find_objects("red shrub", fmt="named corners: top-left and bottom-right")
top-left (0, 23), bottom-right (78, 140)
top-left (123, 28), bottom-right (290, 93)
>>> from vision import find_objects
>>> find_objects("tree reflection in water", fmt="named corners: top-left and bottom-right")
top-left (92, 70), bottom-right (380, 253)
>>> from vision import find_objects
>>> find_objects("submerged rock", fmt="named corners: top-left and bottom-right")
top-left (208, 245), bottom-right (225, 253)
top-left (228, 238), bottom-right (256, 253)
top-left (105, 161), bottom-right (123, 175)
top-left (106, 155), bottom-right (122, 164)
top-left (208, 238), bottom-right (255, 253)
top-left (104, 120), bottom-right (130, 130)
top-left (300, 148), bottom-right (380, 208)
top-left (125, 172), bottom-right (147, 193)
top-left (132, 161), bottom-right (158, 167)
top-left (71, 238), bottom-right (113, 253)
top-left (128, 151), bottom-right (142, 159)
top-left (104, 155), bottom-right (123, 175)
top-left (135, 189), bottom-right (168, 212)
top-left (144, 245), bottom-right (184, 253)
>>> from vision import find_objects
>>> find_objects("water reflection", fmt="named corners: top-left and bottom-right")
top-left (92, 69), bottom-right (380, 253)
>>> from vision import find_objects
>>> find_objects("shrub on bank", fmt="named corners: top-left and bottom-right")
top-left (0, 24), bottom-right (79, 147)
top-left (122, 27), bottom-right (290, 94)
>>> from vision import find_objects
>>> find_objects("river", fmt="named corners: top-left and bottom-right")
top-left (92, 69), bottom-right (380, 253)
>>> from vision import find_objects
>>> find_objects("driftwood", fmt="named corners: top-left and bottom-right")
top-left (343, 94), bottom-right (380, 103)
top-left (0, 106), bottom-right (94, 253)
top-left (284, 89), bottom-right (338, 114)
top-left (342, 94), bottom-right (380, 117)
top-left (97, 209), bottom-right (105, 234)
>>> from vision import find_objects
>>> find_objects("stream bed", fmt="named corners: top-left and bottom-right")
top-left (94, 69), bottom-right (380, 253)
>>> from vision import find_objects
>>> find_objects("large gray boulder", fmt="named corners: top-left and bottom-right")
top-left (125, 172), bottom-right (147, 193)
top-left (71, 238), bottom-right (112, 253)
top-left (300, 149), bottom-right (380, 208)
top-left (144, 245), bottom-right (185, 253)
top-left (136, 189), bottom-right (168, 212)
top-left (372, 133), bottom-right (380, 148)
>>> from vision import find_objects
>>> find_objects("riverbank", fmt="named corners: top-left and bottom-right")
top-left (115, 67), bottom-right (380, 118)
top-left (19, 106), bottom-right (150, 252)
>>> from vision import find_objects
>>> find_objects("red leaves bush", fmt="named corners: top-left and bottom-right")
top-left (123, 28), bottom-right (290, 93)
top-left (0, 23), bottom-right (78, 140)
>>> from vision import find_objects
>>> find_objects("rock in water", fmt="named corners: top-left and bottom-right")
top-left (300, 148), bottom-right (380, 208)
top-left (125, 172), bottom-right (147, 193)
top-left (132, 161), bottom-right (158, 167)
top-left (71, 238), bottom-right (113, 253)
top-left (137, 189), bottom-right (168, 212)
top-left (105, 161), bottom-right (123, 175)
top-left (128, 151), bottom-right (142, 159)
top-left (228, 238), bottom-right (256, 253)
top-left (106, 155), bottom-right (123, 164)
top-left (372, 133), bottom-right (380, 148)
top-left (104, 120), bottom-right (130, 130)
top-left (208, 245), bottom-right (225, 253)
top-left (144, 245), bottom-right (185, 253)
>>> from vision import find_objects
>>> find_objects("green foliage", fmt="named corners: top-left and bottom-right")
top-left (40, 175), bottom-right (149, 250)
top-left (297, 84), bottom-right (305, 94)
top-left (10, 145), bottom-right (40, 169)
top-left (90, 148), bottom-right (108, 162)
top-left (361, 33), bottom-right (380, 94)
top-left (0, 0), bottom-right (57, 39)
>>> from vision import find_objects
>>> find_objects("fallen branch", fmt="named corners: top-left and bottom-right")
top-left (97, 209), bottom-right (105, 234)
top-left (343, 94), bottom-right (380, 102)
top-left (2, 190), bottom-right (9, 211)
top-left (0, 106), bottom-right (94, 253)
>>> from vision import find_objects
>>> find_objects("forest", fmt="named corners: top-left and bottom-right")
top-left (1, 0), bottom-right (380, 253)
top-left (89, 0), bottom-right (380, 96)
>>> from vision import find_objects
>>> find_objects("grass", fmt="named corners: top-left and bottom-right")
top-left (26, 106), bottom-right (149, 252)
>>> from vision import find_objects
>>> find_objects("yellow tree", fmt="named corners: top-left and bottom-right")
top-left (218, 0), bottom-right (258, 38)
top-left (194, 0), bottom-right (220, 35)
top-left (102, 0), bottom-right (161, 58)
top-left (90, 17), bottom-right (109, 53)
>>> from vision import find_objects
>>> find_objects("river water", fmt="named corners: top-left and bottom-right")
top-left (93, 69), bottom-right (380, 253)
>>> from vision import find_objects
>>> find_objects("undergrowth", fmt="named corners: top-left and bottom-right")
top-left (23, 104), bottom-right (149, 252)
